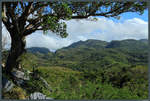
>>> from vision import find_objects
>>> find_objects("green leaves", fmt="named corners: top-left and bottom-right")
top-left (41, 16), bottom-right (68, 38)
top-left (40, 2), bottom-right (74, 38)
top-left (52, 2), bottom-right (72, 20)
top-left (132, 2), bottom-right (147, 15)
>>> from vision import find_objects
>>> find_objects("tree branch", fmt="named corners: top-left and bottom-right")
top-left (18, 2), bottom-right (33, 32)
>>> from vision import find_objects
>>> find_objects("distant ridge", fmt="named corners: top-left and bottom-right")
top-left (106, 39), bottom-right (148, 51)
top-left (27, 47), bottom-right (50, 54)
top-left (26, 39), bottom-right (148, 54)
top-left (61, 39), bottom-right (108, 50)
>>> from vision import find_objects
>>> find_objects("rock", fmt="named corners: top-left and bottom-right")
top-left (29, 92), bottom-right (46, 99)
top-left (29, 92), bottom-right (53, 100)
top-left (2, 76), bottom-right (14, 93)
top-left (11, 70), bottom-right (30, 80)
top-left (11, 70), bottom-right (30, 86)
top-left (15, 79), bottom-right (24, 86)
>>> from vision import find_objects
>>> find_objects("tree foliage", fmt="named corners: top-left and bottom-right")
top-left (2, 1), bottom-right (147, 37)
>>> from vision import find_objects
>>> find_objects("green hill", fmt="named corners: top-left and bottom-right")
top-left (27, 47), bottom-right (50, 54)
top-left (52, 39), bottom-right (148, 71)
top-left (106, 39), bottom-right (148, 52)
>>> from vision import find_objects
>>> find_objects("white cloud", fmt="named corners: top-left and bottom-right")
top-left (2, 23), bottom-right (11, 49)
top-left (2, 17), bottom-right (148, 51)
top-left (26, 31), bottom-right (73, 51)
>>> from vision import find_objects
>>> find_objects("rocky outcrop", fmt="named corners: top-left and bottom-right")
top-left (11, 70), bottom-right (30, 80)
top-left (3, 69), bottom-right (53, 100)
top-left (29, 92), bottom-right (53, 100)
top-left (2, 76), bottom-right (14, 93)
top-left (11, 70), bottom-right (30, 86)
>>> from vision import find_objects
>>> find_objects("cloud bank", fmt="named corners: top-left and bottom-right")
top-left (2, 17), bottom-right (148, 51)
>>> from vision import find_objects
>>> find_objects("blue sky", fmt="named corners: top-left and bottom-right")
top-left (109, 10), bottom-right (148, 22)
top-left (120, 10), bottom-right (148, 21)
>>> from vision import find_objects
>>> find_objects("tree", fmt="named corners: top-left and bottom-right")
top-left (2, 1), bottom-right (147, 75)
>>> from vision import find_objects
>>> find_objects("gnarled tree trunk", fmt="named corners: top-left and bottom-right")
top-left (5, 32), bottom-right (26, 75)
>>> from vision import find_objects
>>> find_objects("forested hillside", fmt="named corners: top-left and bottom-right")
top-left (2, 39), bottom-right (148, 99)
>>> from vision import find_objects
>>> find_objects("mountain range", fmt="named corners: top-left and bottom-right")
top-left (26, 39), bottom-right (148, 71)
top-left (27, 39), bottom-right (148, 53)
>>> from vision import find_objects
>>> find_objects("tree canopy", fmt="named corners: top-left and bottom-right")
top-left (2, 1), bottom-right (147, 37)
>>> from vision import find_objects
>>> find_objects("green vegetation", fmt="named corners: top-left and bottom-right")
top-left (2, 39), bottom-right (148, 99)
top-left (3, 86), bottom-right (28, 99)
top-left (35, 66), bottom-right (148, 99)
